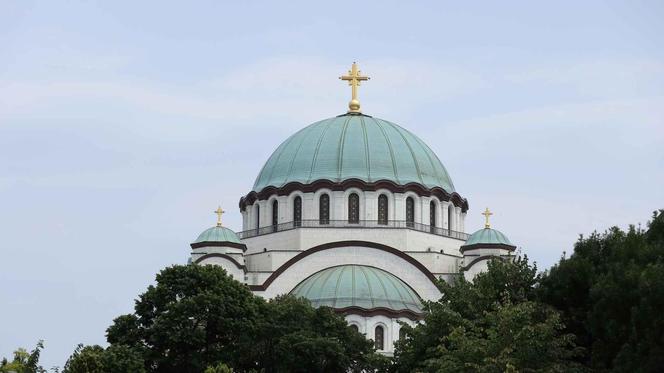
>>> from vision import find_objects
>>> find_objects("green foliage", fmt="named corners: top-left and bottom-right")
top-left (439, 256), bottom-right (540, 319)
top-left (0, 341), bottom-right (47, 373)
top-left (106, 264), bottom-right (262, 372)
top-left (204, 363), bottom-right (232, 373)
top-left (104, 264), bottom-right (382, 372)
top-left (423, 301), bottom-right (583, 372)
top-left (538, 210), bottom-right (664, 371)
top-left (251, 295), bottom-right (380, 372)
top-left (393, 257), bottom-right (582, 372)
top-left (63, 345), bottom-right (104, 373)
top-left (62, 344), bottom-right (144, 373)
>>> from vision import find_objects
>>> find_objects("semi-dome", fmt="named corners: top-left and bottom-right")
top-left (463, 228), bottom-right (515, 248)
top-left (290, 265), bottom-right (423, 313)
top-left (194, 226), bottom-right (241, 244)
top-left (253, 114), bottom-right (455, 193)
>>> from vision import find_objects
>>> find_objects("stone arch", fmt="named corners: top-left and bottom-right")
top-left (252, 240), bottom-right (442, 301)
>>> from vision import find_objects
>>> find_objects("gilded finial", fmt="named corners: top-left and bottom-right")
top-left (339, 62), bottom-right (370, 113)
top-left (482, 207), bottom-right (493, 229)
top-left (214, 206), bottom-right (225, 227)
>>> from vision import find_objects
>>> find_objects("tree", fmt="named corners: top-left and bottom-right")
top-left (63, 345), bottom-right (104, 373)
top-left (0, 341), bottom-right (47, 373)
top-left (62, 344), bottom-right (145, 373)
top-left (204, 363), bottom-right (232, 373)
top-left (104, 264), bottom-right (384, 372)
top-left (106, 264), bottom-right (262, 372)
top-left (251, 295), bottom-right (383, 373)
top-left (422, 300), bottom-right (583, 372)
top-left (538, 210), bottom-right (664, 371)
top-left (393, 257), bottom-right (582, 372)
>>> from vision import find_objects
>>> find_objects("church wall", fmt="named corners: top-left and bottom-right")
top-left (463, 259), bottom-right (490, 282)
top-left (242, 226), bottom-right (464, 257)
top-left (197, 257), bottom-right (245, 281)
top-left (405, 251), bottom-right (461, 277)
top-left (244, 250), bottom-right (301, 273)
top-left (243, 229), bottom-right (301, 255)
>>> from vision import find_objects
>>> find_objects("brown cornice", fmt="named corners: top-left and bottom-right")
top-left (333, 306), bottom-right (423, 321)
top-left (190, 241), bottom-right (248, 251)
top-left (193, 253), bottom-right (246, 272)
top-left (459, 243), bottom-right (516, 253)
top-left (248, 240), bottom-right (439, 292)
top-left (238, 178), bottom-right (469, 212)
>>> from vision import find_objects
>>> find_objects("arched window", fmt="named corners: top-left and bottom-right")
top-left (378, 195), bottom-right (388, 225)
top-left (430, 201), bottom-right (436, 233)
top-left (271, 200), bottom-right (278, 232)
top-left (255, 205), bottom-right (260, 230)
top-left (293, 196), bottom-right (302, 227)
top-left (399, 327), bottom-right (407, 341)
top-left (348, 193), bottom-right (360, 224)
top-left (406, 197), bottom-right (415, 227)
top-left (374, 325), bottom-right (384, 350)
top-left (350, 324), bottom-right (359, 333)
top-left (319, 194), bottom-right (330, 225)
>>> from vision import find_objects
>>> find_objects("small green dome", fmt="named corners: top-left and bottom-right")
top-left (464, 228), bottom-right (513, 247)
top-left (290, 265), bottom-right (423, 313)
top-left (253, 114), bottom-right (455, 193)
top-left (194, 226), bottom-right (241, 244)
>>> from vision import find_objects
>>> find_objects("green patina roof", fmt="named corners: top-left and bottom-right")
top-left (290, 265), bottom-right (423, 313)
top-left (464, 228), bottom-right (513, 247)
top-left (194, 226), bottom-right (241, 244)
top-left (253, 114), bottom-right (455, 193)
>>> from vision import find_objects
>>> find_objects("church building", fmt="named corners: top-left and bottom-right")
top-left (189, 63), bottom-right (517, 355)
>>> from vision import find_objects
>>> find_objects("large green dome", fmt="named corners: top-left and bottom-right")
top-left (290, 265), bottom-right (423, 313)
top-left (253, 114), bottom-right (455, 193)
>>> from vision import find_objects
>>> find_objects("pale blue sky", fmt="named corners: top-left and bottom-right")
top-left (1, 0), bottom-right (663, 368)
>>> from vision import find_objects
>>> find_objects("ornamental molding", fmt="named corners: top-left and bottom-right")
top-left (459, 242), bottom-right (516, 253)
top-left (239, 178), bottom-right (469, 212)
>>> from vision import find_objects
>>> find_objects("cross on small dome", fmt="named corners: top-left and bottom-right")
top-left (214, 206), bottom-right (225, 227)
top-left (482, 207), bottom-right (493, 229)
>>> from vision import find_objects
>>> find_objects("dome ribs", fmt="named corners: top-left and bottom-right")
top-left (307, 117), bottom-right (336, 185)
top-left (359, 116), bottom-right (372, 182)
top-left (372, 117), bottom-right (400, 183)
top-left (336, 115), bottom-right (353, 181)
top-left (379, 118), bottom-right (425, 186)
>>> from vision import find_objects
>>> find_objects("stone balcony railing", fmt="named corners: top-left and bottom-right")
top-left (237, 219), bottom-right (469, 241)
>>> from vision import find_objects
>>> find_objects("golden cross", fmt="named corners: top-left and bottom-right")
top-left (482, 207), bottom-right (493, 229)
top-left (339, 62), bottom-right (370, 113)
top-left (214, 206), bottom-right (225, 227)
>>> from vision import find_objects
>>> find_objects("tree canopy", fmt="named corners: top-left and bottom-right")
top-left (0, 341), bottom-right (46, 373)
top-left (538, 210), bottom-right (664, 371)
top-left (393, 258), bottom-right (583, 372)
top-left (102, 264), bottom-right (382, 372)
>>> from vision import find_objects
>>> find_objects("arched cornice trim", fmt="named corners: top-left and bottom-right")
top-left (459, 243), bottom-right (516, 253)
top-left (248, 240), bottom-right (439, 291)
top-left (190, 241), bottom-right (247, 251)
top-left (333, 306), bottom-right (423, 321)
top-left (239, 178), bottom-right (469, 212)
top-left (194, 253), bottom-right (246, 272)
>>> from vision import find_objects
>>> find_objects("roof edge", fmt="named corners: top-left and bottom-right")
top-left (240, 178), bottom-right (469, 212)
